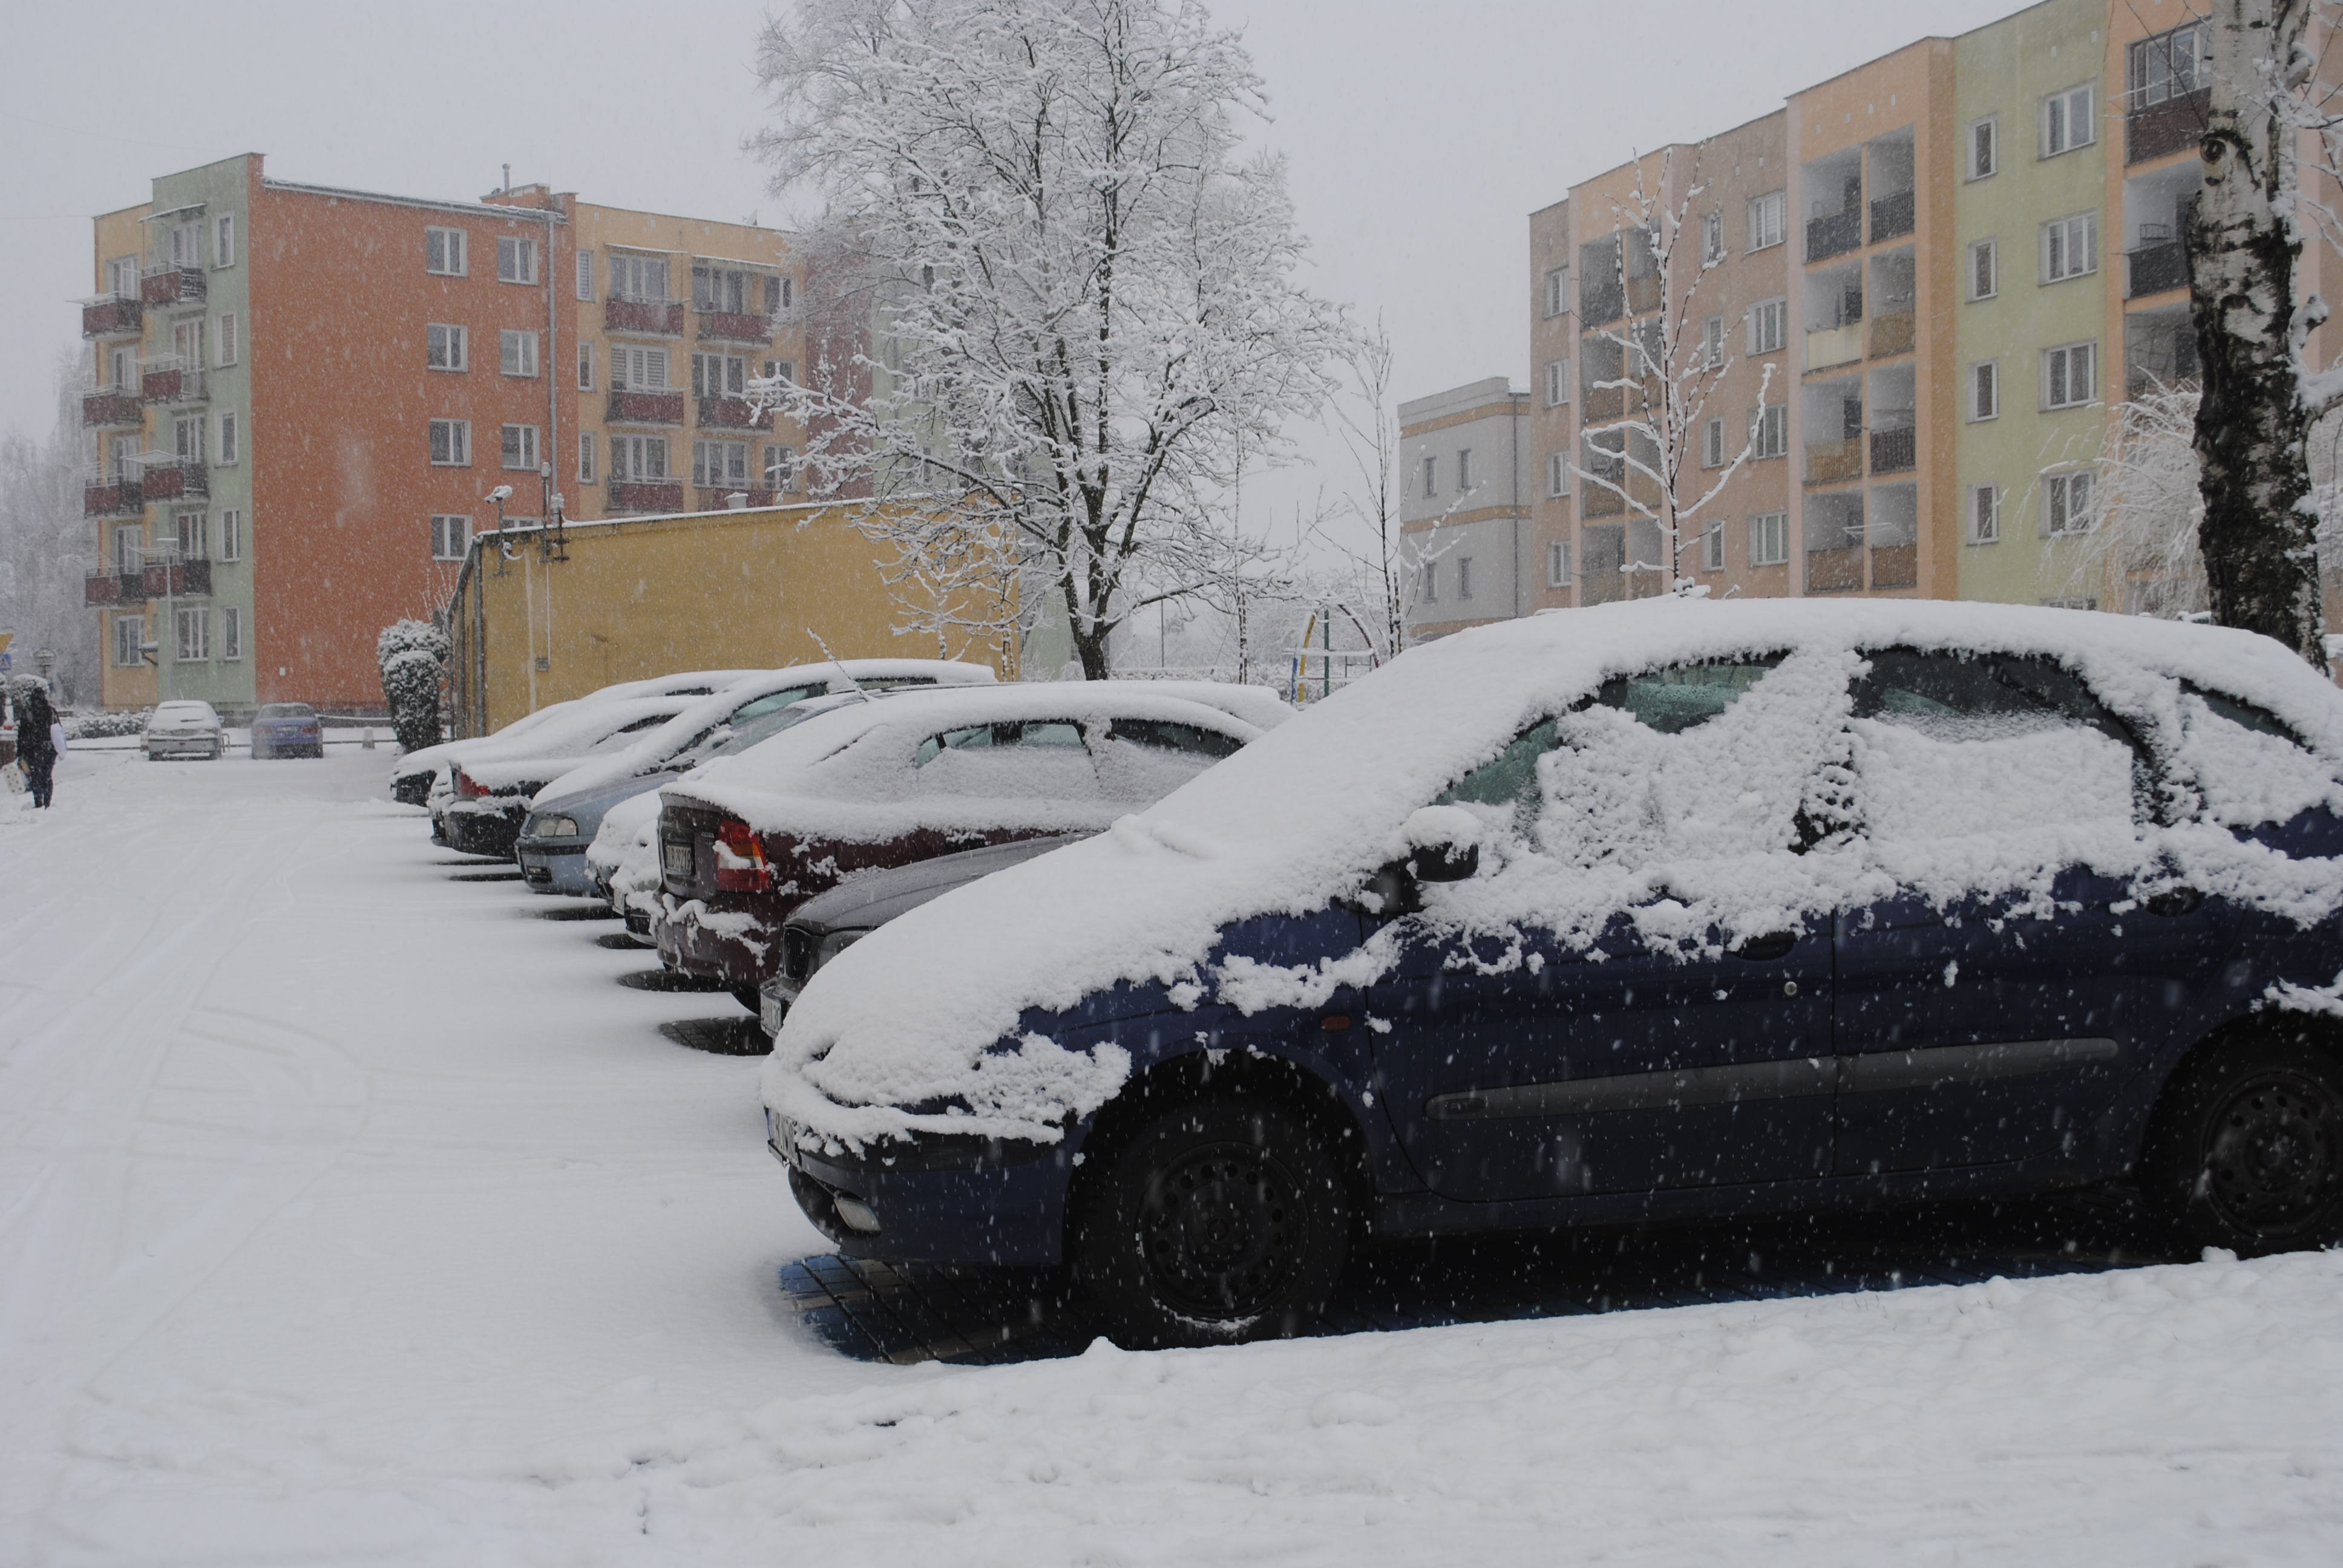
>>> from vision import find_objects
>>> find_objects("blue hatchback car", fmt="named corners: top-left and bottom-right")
top-left (762, 602), bottom-right (2343, 1347)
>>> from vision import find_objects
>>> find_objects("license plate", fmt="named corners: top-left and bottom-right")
top-left (662, 840), bottom-right (693, 878)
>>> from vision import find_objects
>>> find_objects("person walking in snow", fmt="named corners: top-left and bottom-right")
top-left (13, 683), bottom-right (61, 809)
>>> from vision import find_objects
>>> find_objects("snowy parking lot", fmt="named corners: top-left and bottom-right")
top-left (5, 748), bottom-right (2343, 1564)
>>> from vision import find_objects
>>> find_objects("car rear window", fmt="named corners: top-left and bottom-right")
top-left (912, 720), bottom-right (1086, 766)
top-left (1104, 718), bottom-right (1244, 759)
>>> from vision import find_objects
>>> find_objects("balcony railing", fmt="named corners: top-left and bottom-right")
top-left (85, 569), bottom-right (135, 606)
top-left (1806, 209), bottom-right (1863, 263)
top-left (1805, 322), bottom-right (1863, 372)
top-left (81, 295), bottom-right (143, 338)
top-left (695, 394), bottom-right (771, 431)
top-left (607, 389), bottom-right (686, 425)
top-left (1625, 272), bottom-right (1662, 315)
top-left (142, 364), bottom-right (208, 404)
top-left (84, 476), bottom-right (143, 517)
top-left (1807, 546), bottom-right (1865, 593)
top-left (145, 558), bottom-right (211, 597)
top-left (139, 460), bottom-right (209, 501)
top-left (1870, 543), bottom-right (1918, 590)
top-left (1869, 190), bottom-right (1915, 244)
top-left (695, 309), bottom-right (777, 344)
top-left (140, 266), bottom-right (206, 307)
top-left (606, 296), bottom-right (684, 335)
top-left (2129, 88), bottom-right (2210, 165)
top-left (81, 388), bottom-right (145, 427)
top-left (608, 479), bottom-right (685, 514)
top-left (1580, 385), bottom-right (1625, 422)
top-left (2128, 240), bottom-right (2188, 299)
top-left (695, 487), bottom-right (777, 512)
top-left (1804, 438), bottom-right (1864, 485)
top-left (1869, 309), bottom-right (1916, 358)
top-left (1869, 426), bottom-right (1917, 474)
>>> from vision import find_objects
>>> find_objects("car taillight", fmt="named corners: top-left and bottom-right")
top-left (713, 818), bottom-right (773, 893)
top-left (454, 769), bottom-right (483, 799)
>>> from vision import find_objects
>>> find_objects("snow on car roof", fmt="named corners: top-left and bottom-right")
top-left (448, 696), bottom-right (696, 778)
top-left (764, 597), bottom-right (2343, 1149)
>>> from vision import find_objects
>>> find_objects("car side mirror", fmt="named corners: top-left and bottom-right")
top-left (1401, 805), bottom-right (1481, 882)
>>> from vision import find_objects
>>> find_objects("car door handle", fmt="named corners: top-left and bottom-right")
top-left (2144, 887), bottom-right (2203, 917)
top-left (1731, 931), bottom-right (1797, 961)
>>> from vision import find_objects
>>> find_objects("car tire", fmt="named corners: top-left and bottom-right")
top-left (2143, 1034), bottom-right (2343, 1256)
top-left (1072, 1099), bottom-right (1349, 1349)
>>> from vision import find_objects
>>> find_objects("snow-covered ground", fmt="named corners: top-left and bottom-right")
top-left (4, 750), bottom-right (2342, 1564)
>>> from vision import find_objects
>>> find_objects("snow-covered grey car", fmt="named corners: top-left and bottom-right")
top-left (145, 700), bottom-right (224, 761)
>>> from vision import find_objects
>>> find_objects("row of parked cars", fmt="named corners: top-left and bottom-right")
top-left (140, 700), bottom-right (324, 760)
top-left (404, 602), bottom-right (2343, 1348)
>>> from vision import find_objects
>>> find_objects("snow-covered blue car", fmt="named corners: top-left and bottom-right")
top-left (762, 599), bottom-right (2343, 1347)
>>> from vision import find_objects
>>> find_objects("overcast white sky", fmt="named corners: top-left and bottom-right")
top-left (2, 0), bottom-right (2024, 500)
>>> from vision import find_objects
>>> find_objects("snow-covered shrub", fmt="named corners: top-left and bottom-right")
top-left (66, 708), bottom-right (148, 739)
top-left (377, 619), bottom-right (449, 754)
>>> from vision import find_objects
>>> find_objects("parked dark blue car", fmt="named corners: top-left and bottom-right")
top-left (764, 603), bottom-right (2343, 1347)
top-left (250, 703), bottom-right (323, 759)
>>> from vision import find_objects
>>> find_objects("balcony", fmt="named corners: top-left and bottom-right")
top-left (142, 559), bottom-right (211, 597)
top-left (84, 476), bottom-right (143, 517)
top-left (139, 460), bottom-right (209, 501)
top-left (2128, 239), bottom-right (2188, 299)
top-left (605, 296), bottom-right (684, 336)
top-left (142, 364), bottom-right (207, 404)
top-left (1625, 272), bottom-right (1662, 315)
top-left (140, 266), bottom-right (206, 307)
top-left (1806, 209), bottom-right (1863, 264)
top-left (1806, 322), bottom-right (1863, 372)
top-left (1804, 438), bottom-right (1864, 485)
top-left (696, 395), bottom-right (771, 431)
top-left (81, 388), bottom-right (144, 427)
top-left (2129, 88), bottom-right (2210, 165)
top-left (606, 389), bottom-right (685, 426)
top-left (1869, 309), bottom-right (1915, 358)
top-left (696, 309), bottom-right (776, 344)
top-left (1870, 544), bottom-right (1918, 590)
top-left (695, 487), bottom-right (776, 512)
top-left (1869, 426), bottom-right (1916, 474)
top-left (81, 295), bottom-right (142, 338)
top-left (84, 569), bottom-right (138, 606)
top-left (608, 479), bottom-right (685, 514)
top-left (1807, 546), bottom-right (1865, 593)
top-left (1868, 191), bottom-right (1915, 244)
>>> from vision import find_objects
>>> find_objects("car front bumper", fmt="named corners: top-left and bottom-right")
top-left (768, 1109), bottom-right (1073, 1266)
top-left (515, 839), bottom-right (591, 893)
top-left (442, 802), bottom-right (525, 858)
top-left (146, 734), bottom-right (220, 756)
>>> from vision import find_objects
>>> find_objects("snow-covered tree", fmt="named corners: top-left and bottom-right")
top-left (2065, 381), bottom-right (2209, 616)
top-left (376, 619), bottom-right (448, 754)
top-left (0, 355), bottom-right (97, 706)
top-left (748, 0), bottom-right (1346, 679)
top-left (1320, 319), bottom-right (1409, 661)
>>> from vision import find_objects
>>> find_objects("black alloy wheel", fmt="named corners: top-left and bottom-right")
top-left (2146, 1037), bottom-right (2343, 1255)
top-left (1074, 1100), bottom-right (1348, 1348)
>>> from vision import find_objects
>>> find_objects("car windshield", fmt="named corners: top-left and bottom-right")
top-left (678, 693), bottom-right (882, 768)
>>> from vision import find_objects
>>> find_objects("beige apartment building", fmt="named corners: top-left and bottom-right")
top-left (1399, 378), bottom-right (1533, 639)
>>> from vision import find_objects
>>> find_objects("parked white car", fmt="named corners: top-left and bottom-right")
top-left (145, 701), bottom-right (224, 761)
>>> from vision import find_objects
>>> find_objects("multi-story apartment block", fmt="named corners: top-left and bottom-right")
top-left (79, 154), bottom-right (806, 714)
top-left (1398, 378), bottom-right (1532, 640)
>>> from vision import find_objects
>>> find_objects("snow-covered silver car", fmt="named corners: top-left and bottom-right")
top-left (145, 700), bottom-right (224, 761)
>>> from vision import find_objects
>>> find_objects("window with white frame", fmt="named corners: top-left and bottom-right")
top-left (427, 324), bottom-right (467, 371)
top-left (1547, 539), bottom-right (1572, 587)
top-left (113, 613), bottom-right (145, 667)
top-left (215, 313), bottom-right (238, 365)
top-left (175, 606), bottom-right (209, 662)
top-left (1421, 454), bottom-right (1437, 497)
top-left (2043, 342), bottom-right (2096, 409)
top-left (169, 223), bottom-right (202, 268)
top-left (2043, 212), bottom-right (2098, 282)
top-left (2130, 21), bottom-right (2209, 106)
top-left (1971, 360), bottom-right (2001, 420)
top-left (428, 419), bottom-right (471, 466)
top-left (113, 524), bottom-right (141, 572)
top-left (430, 515), bottom-right (471, 561)
top-left (1749, 298), bottom-right (1787, 354)
top-left (1702, 315), bottom-right (1725, 368)
top-left (214, 215), bottom-right (237, 267)
top-left (425, 227), bottom-right (467, 276)
top-left (578, 433), bottom-right (597, 484)
top-left (577, 341), bottom-right (595, 390)
top-left (1700, 518), bottom-right (1725, 571)
top-left (693, 264), bottom-right (763, 316)
top-left (692, 352), bottom-right (749, 397)
top-left (2043, 82), bottom-right (2096, 156)
top-left (220, 606), bottom-right (242, 661)
top-left (608, 252), bottom-right (669, 301)
top-left (764, 443), bottom-right (797, 492)
top-left (217, 411), bottom-right (238, 465)
top-left (217, 509), bottom-right (242, 561)
top-left (108, 347), bottom-right (135, 391)
top-left (1703, 417), bottom-right (1725, 468)
top-left (611, 344), bottom-right (670, 389)
top-left (1748, 190), bottom-right (1786, 251)
top-left (1971, 238), bottom-right (1999, 299)
top-left (1749, 511), bottom-right (1788, 566)
top-left (173, 413), bottom-right (205, 463)
top-left (693, 439), bottom-right (750, 488)
top-left (1967, 117), bottom-right (1999, 179)
top-left (1702, 211), bottom-right (1725, 265)
top-left (500, 330), bottom-right (540, 377)
top-left (1544, 358), bottom-right (1570, 407)
top-left (501, 424), bottom-right (540, 471)
top-left (1751, 403), bottom-right (1788, 459)
top-left (611, 434), bottom-right (669, 480)
top-left (770, 275), bottom-right (795, 313)
top-left (759, 358), bottom-right (796, 386)
top-left (1457, 448), bottom-right (1473, 492)
top-left (1456, 556), bottom-right (1474, 601)
top-left (1969, 484), bottom-right (2001, 543)
top-left (174, 509), bottom-right (207, 560)
top-left (108, 256), bottom-right (137, 298)
top-left (1543, 267), bottom-right (1568, 318)
top-left (1418, 560), bottom-right (1438, 604)
top-left (2044, 469), bottom-right (2095, 535)
top-left (496, 235), bottom-right (539, 284)
top-left (575, 250), bottom-right (594, 301)
top-left (1546, 451), bottom-right (1570, 497)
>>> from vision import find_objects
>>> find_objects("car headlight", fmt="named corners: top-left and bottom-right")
top-left (814, 929), bottom-right (865, 971)
top-left (533, 815), bottom-right (580, 838)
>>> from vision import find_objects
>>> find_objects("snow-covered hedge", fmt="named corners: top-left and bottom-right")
top-left (66, 710), bottom-right (149, 739)
top-left (377, 619), bottom-right (448, 755)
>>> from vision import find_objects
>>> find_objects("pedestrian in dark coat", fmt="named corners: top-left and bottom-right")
top-left (14, 684), bottom-right (58, 809)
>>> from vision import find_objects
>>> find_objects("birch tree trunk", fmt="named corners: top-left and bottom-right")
top-left (2190, 0), bottom-right (2328, 665)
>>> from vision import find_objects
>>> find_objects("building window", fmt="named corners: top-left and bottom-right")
top-left (425, 227), bottom-right (467, 276)
top-left (1421, 454), bottom-right (1437, 497)
top-left (611, 344), bottom-right (670, 389)
top-left (1749, 511), bottom-right (1788, 566)
top-left (214, 215), bottom-right (237, 267)
top-left (1700, 518), bottom-right (1725, 571)
top-left (1967, 117), bottom-right (1998, 180)
top-left (1702, 211), bottom-right (1725, 266)
top-left (500, 330), bottom-right (540, 377)
top-left (216, 411), bottom-right (238, 466)
top-left (1969, 484), bottom-right (2001, 544)
top-left (771, 275), bottom-right (795, 313)
top-left (1546, 451), bottom-right (1570, 497)
top-left (692, 353), bottom-right (750, 397)
top-left (2045, 470), bottom-right (2095, 535)
top-left (173, 413), bottom-right (205, 463)
top-left (1702, 315), bottom-right (1725, 368)
top-left (1751, 403), bottom-right (1788, 459)
top-left (430, 515), bottom-right (472, 561)
top-left (612, 434), bottom-right (670, 480)
top-left (174, 510), bottom-right (208, 560)
top-left (693, 439), bottom-right (750, 487)
top-left (1747, 190), bottom-right (1786, 252)
top-left (1544, 358), bottom-right (1570, 407)
top-left (221, 607), bottom-right (242, 661)
top-left (1970, 238), bottom-right (1999, 300)
top-left (578, 433), bottom-right (597, 484)
top-left (609, 252), bottom-right (669, 301)
top-left (764, 443), bottom-right (797, 492)
top-left (2131, 21), bottom-right (2209, 106)
top-left (215, 313), bottom-right (238, 365)
top-left (175, 606), bottom-right (209, 663)
top-left (1420, 561), bottom-right (1438, 604)
top-left (113, 613), bottom-right (145, 667)
top-left (427, 324), bottom-right (468, 371)
top-left (1703, 417), bottom-right (1725, 468)
top-left (1456, 556), bottom-right (1473, 601)
top-left (1971, 360), bottom-right (2001, 420)
top-left (1547, 539), bottom-right (1572, 587)
top-left (1543, 267), bottom-right (1568, 318)
top-left (1456, 448), bottom-right (1473, 492)
top-left (693, 264), bottom-right (763, 316)
top-left (496, 235), bottom-right (539, 284)
top-left (575, 250), bottom-right (594, 301)
top-left (759, 358), bottom-right (796, 387)
top-left (2043, 82), bottom-right (2096, 157)
top-left (218, 509), bottom-right (242, 561)
top-left (501, 424), bottom-right (540, 471)
top-left (113, 524), bottom-right (142, 572)
top-left (169, 223), bottom-right (202, 268)
top-left (2043, 342), bottom-right (2097, 409)
top-left (428, 419), bottom-right (471, 466)
top-left (108, 256), bottom-right (138, 298)
top-left (577, 341), bottom-right (596, 391)
top-left (2043, 212), bottom-right (2099, 283)
top-left (1749, 298), bottom-right (1786, 354)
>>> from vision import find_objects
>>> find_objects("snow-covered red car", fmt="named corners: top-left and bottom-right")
top-left (761, 599), bottom-right (2343, 1348)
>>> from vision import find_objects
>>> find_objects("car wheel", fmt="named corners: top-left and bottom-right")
top-left (732, 987), bottom-right (762, 1013)
top-left (1073, 1099), bottom-right (1348, 1349)
top-left (2144, 1036), bottom-right (2343, 1256)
